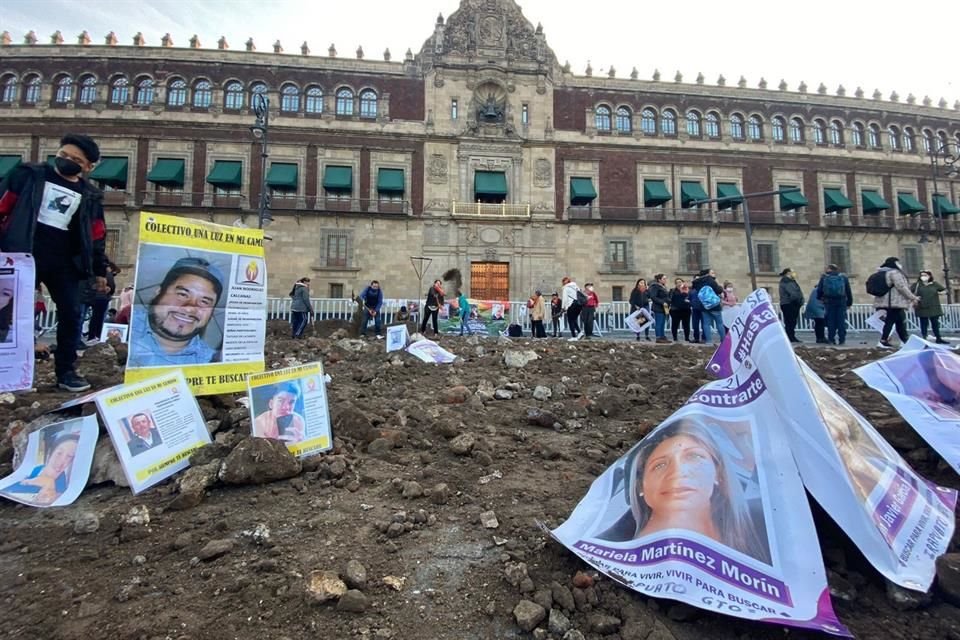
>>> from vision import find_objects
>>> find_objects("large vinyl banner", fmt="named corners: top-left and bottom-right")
top-left (551, 363), bottom-right (849, 635)
top-left (854, 337), bottom-right (960, 475)
top-left (125, 213), bottom-right (266, 395)
top-left (439, 300), bottom-right (510, 336)
top-left (0, 253), bottom-right (35, 391)
top-left (708, 290), bottom-right (956, 591)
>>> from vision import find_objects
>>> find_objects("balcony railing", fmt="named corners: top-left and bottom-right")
top-left (136, 192), bottom-right (410, 215)
top-left (451, 202), bottom-right (531, 218)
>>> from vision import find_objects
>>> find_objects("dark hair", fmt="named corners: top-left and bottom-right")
top-left (59, 134), bottom-right (100, 163)
top-left (654, 273), bottom-right (665, 282)
top-left (273, 382), bottom-right (300, 399)
top-left (881, 257), bottom-right (900, 269)
top-left (370, 280), bottom-right (379, 286)
top-left (45, 432), bottom-right (80, 463)
top-left (697, 268), bottom-right (711, 277)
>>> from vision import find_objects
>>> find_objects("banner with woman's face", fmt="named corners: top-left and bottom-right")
top-left (0, 253), bottom-right (36, 391)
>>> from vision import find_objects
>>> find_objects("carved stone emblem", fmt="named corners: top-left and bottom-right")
top-left (427, 154), bottom-right (448, 184)
top-left (534, 159), bottom-right (552, 187)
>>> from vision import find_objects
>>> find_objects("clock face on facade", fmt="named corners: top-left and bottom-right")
top-left (479, 15), bottom-right (502, 44)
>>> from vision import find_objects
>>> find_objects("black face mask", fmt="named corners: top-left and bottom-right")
top-left (54, 157), bottom-right (83, 177)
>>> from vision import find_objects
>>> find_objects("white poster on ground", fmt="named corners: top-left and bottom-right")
top-left (96, 370), bottom-right (211, 494)
top-left (247, 362), bottom-right (332, 459)
top-left (0, 415), bottom-right (98, 507)
top-left (386, 324), bottom-right (408, 353)
top-left (0, 253), bottom-right (35, 391)
top-left (551, 362), bottom-right (849, 636)
top-left (708, 289), bottom-right (956, 591)
top-left (625, 308), bottom-right (653, 334)
top-left (406, 339), bottom-right (457, 364)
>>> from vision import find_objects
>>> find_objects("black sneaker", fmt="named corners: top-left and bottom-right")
top-left (58, 370), bottom-right (91, 392)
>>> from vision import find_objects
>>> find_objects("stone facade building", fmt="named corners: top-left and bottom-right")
top-left (2, 0), bottom-right (960, 303)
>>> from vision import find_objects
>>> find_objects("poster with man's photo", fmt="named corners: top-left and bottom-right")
top-left (709, 289), bottom-right (956, 591)
top-left (96, 370), bottom-right (211, 494)
top-left (438, 299), bottom-right (510, 336)
top-left (552, 363), bottom-right (849, 636)
top-left (0, 254), bottom-right (35, 391)
top-left (125, 212), bottom-right (266, 395)
top-left (0, 415), bottom-right (98, 507)
top-left (246, 362), bottom-right (332, 459)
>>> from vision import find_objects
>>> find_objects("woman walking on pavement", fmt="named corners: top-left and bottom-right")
top-left (912, 270), bottom-right (949, 344)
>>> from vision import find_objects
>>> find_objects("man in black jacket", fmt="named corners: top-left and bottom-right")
top-left (778, 267), bottom-right (805, 343)
top-left (692, 268), bottom-right (725, 343)
top-left (0, 134), bottom-right (109, 392)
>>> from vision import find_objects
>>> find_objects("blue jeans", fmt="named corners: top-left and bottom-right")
top-left (824, 302), bottom-right (847, 344)
top-left (459, 312), bottom-right (472, 335)
top-left (691, 308), bottom-right (702, 342)
top-left (360, 307), bottom-right (382, 336)
top-left (654, 311), bottom-right (667, 338)
top-left (702, 309), bottom-right (725, 343)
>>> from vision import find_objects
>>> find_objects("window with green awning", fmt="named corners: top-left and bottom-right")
top-left (643, 179), bottom-right (672, 207)
top-left (206, 160), bottom-right (242, 188)
top-left (376, 168), bottom-right (405, 193)
top-left (861, 189), bottom-right (891, 215)
top-left (89, 157), bottom-right (129, 189)
top-left (680, 181), bottom-right (709, 208)
top-left (0, 155), bottom-right (21, 180)
top-left (823, 188), bottom-right (853, 213)
top-left (323, 165), bottom-right (353, 191)
top-left (474, 171), bottom-right (508, 196)
top-left (778, 186), bottom-right (808, 211)
top-left (147, 158), bottom-right (185, 187)
top-left (896, 192), bottom-right (925, 215)
top-left (569, 177), bottom-right (597, 205)
top-left (266, 163), bottom-right (298, 192)
top-left (934, 194), bottom-right (960, 217)
top-left (716, 183), bottom-right (743, 210)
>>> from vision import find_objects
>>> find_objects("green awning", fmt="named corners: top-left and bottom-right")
top-left (897, 192), bottom-right (925, 215)
top-left (861, 189), bottom-right (891, 215)
top-left (680, 181), bottom-right (710, 208)
top-left (377, 168), bottom-right (405, 193)
top-left (474, 171), bottom-right (508, 196)
top-left (147, 158), bottom-right (185, 187)
top-left (266, 163), bottom-right (298, 191)
top-left (206, 160), bottom-right (242, 188)
top-left (779, 187), bottom-right (808, 211)
top-left (569, 177), bottom-right (597, 205)
top-left (0, 156), bottom-right (21, 181)
top-left (323, 165), bottom-right (353, 191)
top-left (716, 183), bottom-right (743, 210)
top-left (643, 180), bottom-right (672, 207)
top-left (934, 194), bottom-right (960, 217)
top-left (823, 188), bottom-right (853, 213)
top-left (89, 157), bottom-right (128, 189)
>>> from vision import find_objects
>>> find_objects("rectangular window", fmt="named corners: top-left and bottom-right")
top-left (609, 240), bottom-right (628, 271)
top-left (451, 99), bottom-right (458, 120)
top-left (826, 244), bottom-right (851, 274)
top-left (105, 228), bottom-right (121, 262)
top-left (329, 283), bottom-right (344, 298)
top-left (521, 103), bottom-right (529, 125)
top-left (755, 242), bottom-right (778, 274)
top-left (326, 234), bottom-right (348, 268)
top-left (682, 241), bottom-right (706, 273)
top-left (950, 248), bottom-right (960, 274)
top-left (901, 246), bottom-right (921, 277)
top-left (611, 286), bottom-right (624, 302)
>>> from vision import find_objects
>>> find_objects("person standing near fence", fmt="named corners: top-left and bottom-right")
top-left (649, 274), bottom-right (670, 344)
top-left (550, 292), bottom-right (563, 337)
top-left (528, 289), bottom-right (547, 338)
top-left (912, 270), bottom-right (948, 344)
top-left (289, 277), bottom-right (313, 339)
top-left (359, 280), bottom-right (385, 339)
top-left (815, 264), bottom-right (853, 346)
top-left (457, 290), bottom-right (473, 336)
top-left (581, 283), bottom-right (599, 338)
top-left (669, 278), bottom-right (691, 342)
top-left (420, 279), bottom-right (444, 336)
top-left (561, 277), bottom-right (583, 339)
top-left (803, 286), bottom-right (827, 344)
top-left (871, 257), bottom-right (919, 349)
top-left (629, 278), bottom-right (651, 341)
top-left (778, 268), bottom-right (804, 343)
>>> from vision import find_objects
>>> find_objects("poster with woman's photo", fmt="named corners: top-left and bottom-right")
top-left (247, 362), bottom-right (332, 459)
top-left (100, 322), bottom-right (129, 343)
top-left (125, 212), bottom-right (266, 395)
top-left (0, 253), bottom-right (35, 391)
top-left (709, 289), bottom-right (956, 591)
top-left (96, 370), bottom-right (210, 494)
top-left (856, 341), bottom-right (960, 474)
top-left (552, 364), bottom-right (848, 636)
top-left (0, 415), bottom-right (98, 507)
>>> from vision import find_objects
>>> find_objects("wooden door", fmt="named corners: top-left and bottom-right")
top-left (470, 262), bottom-right (510, 300)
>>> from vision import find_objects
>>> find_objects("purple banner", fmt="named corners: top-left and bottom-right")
top-left (873, 467), bottom-right (918, 545)
top-left (687, 370), bottom-right (765, 408)
top-left (575, 537), bottom-right (792, 606)
top-left (708, 302), bottom-right (779, 378)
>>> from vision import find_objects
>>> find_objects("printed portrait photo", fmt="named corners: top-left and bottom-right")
top-left (251, 381), bottom-right (307, 444)
top-left (592, 414), bottom-right (771, 565)
top-left (123, 411), bottom-right (164, 457)
top-left (127, 245), bottom-right (231, 368)
top-left (2, 423), bottom-right (81, 505)
top-left (0, 273), bottom-right (16, 346)
top-left (878, 350), bottom-right (960, 421)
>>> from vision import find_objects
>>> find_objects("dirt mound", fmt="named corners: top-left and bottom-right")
top-left (0, 338), bottom-right (957, 639)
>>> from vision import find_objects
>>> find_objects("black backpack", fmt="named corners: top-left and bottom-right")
top-left (865, 270), bottom-right (892, 297)
top-left (507, 324), bottom-right (523, 337)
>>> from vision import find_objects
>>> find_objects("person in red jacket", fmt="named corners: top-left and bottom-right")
top-left (582, 282), bottom-right (600, 338)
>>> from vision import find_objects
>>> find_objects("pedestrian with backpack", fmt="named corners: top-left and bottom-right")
top-left (561, 276), bottom-right (583, 339)
top-left (869, 257), bottom-right (920, 349)
top-left (693, 268), bottom-right (725, 343)
top-left (815, 264), bottom-right (853, 345)
top-left (911, 270), bottom-right (949, 344)
top-left (778, 268), bottom-right (804, 343)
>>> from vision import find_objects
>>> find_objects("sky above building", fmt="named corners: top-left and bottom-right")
top-left (6, 0), bottom-right (958, 106)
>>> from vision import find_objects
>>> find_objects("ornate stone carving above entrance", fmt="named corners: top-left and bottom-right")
top-left (534, 158), bottom-right (552, 187)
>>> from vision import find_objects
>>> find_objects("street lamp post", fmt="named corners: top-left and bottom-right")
top-left (928, 141), bottom-right (960, 304)
top-left (690, 188), bottom-right (801, 292)
top-left (250, 93), bottom-right (273, 229)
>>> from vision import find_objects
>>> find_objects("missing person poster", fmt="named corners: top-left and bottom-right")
top-left (100, 322), bottom-right (129, 343)
top-left (625, 308), bottom-right (653, 334)
top-left (708, 289), bottom-right (956, 591)
top-left (439, 300), bottom-right (510, 336)
top-left (125, 212), bottom-right (266, 395)
top-left (96, 370), bottom-right (211, 494)
top-left (0, 254), bottom-right (35, 391)
top-left (247, 362), bottom-right (332, 459)
top-left (386, 324), bottom-right (408, 353)
top-left (406, 339), bottom-right (457, 364)
top-left (552, 362), bottom-right (849, 636)
top-left (855, 338), bottom-right (960, 475)
top-left (0, 415), bottom-right (98, 507)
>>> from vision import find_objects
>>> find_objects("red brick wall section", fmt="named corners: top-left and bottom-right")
top-left (192, 142), bottom-right (206, 207)
top-left (803, 171), bottom-right (820, 226)
top-left (411, 144), bottom-right (424, 216)
top-left (741, 159), bottom-right (773, 211)
top-left (305, 143), bottom-right (318, 209)
top-left (360, 148), bottom-right (370, 211)
top-left (135, 137), bottom-right (149, 205)
top-left (846, 173), bottom-right (860, 224)
top-left (250, 141), bottom-right (263, 209)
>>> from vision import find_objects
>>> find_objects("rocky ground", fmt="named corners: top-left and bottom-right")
top-left (1, 320), bottom-right (960, 640)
